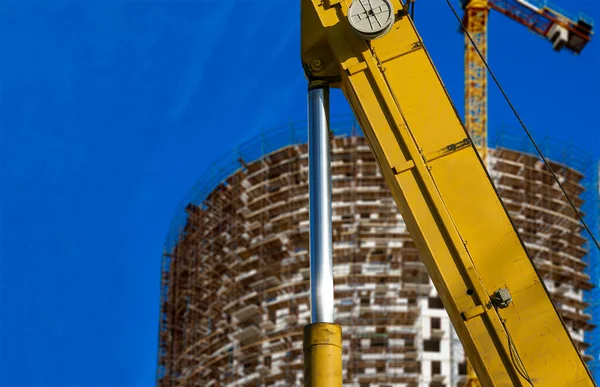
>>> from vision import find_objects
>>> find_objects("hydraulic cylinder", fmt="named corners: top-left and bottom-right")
top-left (305, 82), bottom-right (342, 387)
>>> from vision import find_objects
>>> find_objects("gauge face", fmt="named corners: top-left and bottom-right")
top-left (348, 0), bottom-right (394, 39)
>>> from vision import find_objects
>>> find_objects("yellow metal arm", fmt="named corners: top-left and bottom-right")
top-left (301, 0), bottom-right (595, 385)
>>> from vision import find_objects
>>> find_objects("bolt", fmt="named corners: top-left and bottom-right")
top-left (310, 59), bottom-right (324, 73)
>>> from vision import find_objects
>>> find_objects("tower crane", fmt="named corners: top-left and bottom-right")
top-left (462, 0), bottom-right (593, 163)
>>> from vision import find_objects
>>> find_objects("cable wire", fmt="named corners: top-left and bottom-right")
top-left (501, 317), bottom-right (535, 386)
top-left (444, 0), bottom-right (600, 251)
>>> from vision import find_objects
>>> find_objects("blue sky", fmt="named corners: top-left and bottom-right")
top-left (0, 1), bottom-right (598, 386)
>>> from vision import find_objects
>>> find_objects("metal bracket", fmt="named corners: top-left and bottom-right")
top-left (345, 61), bottom-right (368, 76)
top-left (398, 0), bottom-right (416, 17)
top-left (461, 305), bottom-right (485, 321)
top-left (324, 0), bottom-right (342, 8)
top-left (392, 160), bottom-right (415, 175)
top-left (425, 138), bottom-right (471, 163)
top-left (489, 288), bottom-right (512, 309)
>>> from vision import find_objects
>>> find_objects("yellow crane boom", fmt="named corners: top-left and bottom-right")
top-left (301, 0), bottom-right (595, 385)
top-left (461, 1), bottom-right (593, 383)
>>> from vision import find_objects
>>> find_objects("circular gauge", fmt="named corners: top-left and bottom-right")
top-left (348, 0), bottom-right (395, 40)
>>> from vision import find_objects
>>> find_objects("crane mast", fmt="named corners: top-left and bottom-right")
top-left (461, 0), bottom-right (593, 165)
top-left (463, 0), bottom-right (489, 163)
top-left (300, 0), bottom-right (595, 385)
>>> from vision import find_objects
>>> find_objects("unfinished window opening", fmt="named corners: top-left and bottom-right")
top-left (424, 339), bottom-right (440, 352)
top-left (459, 361), bottom-right (467, 375)
top-left (428, 297), bottom-right (444, 309)
top-left (372, 336), bottom-right (387, 347)
top-left (431, 360), bottom-right (441, 376)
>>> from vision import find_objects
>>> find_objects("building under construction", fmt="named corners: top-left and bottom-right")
top-left (156, 121), bottom-right (598, 386)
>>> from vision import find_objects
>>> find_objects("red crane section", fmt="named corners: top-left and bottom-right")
top-left (485, 0), bottom-right (593, 53)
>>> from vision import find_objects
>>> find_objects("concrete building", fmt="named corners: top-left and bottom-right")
top-left (156, 124), bottom-right (595, 386)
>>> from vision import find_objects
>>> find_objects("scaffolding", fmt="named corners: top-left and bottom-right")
top-left (157, 121), bottom-right (597, 386)
top-left (583, 162), bottom-right (600, 378)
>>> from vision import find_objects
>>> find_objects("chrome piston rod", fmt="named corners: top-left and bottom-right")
top-left (307, 84), bottom-right (334, 324)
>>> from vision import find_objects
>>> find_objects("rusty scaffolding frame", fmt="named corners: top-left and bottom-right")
top-left (157, 121), bottom-right (596, 386)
